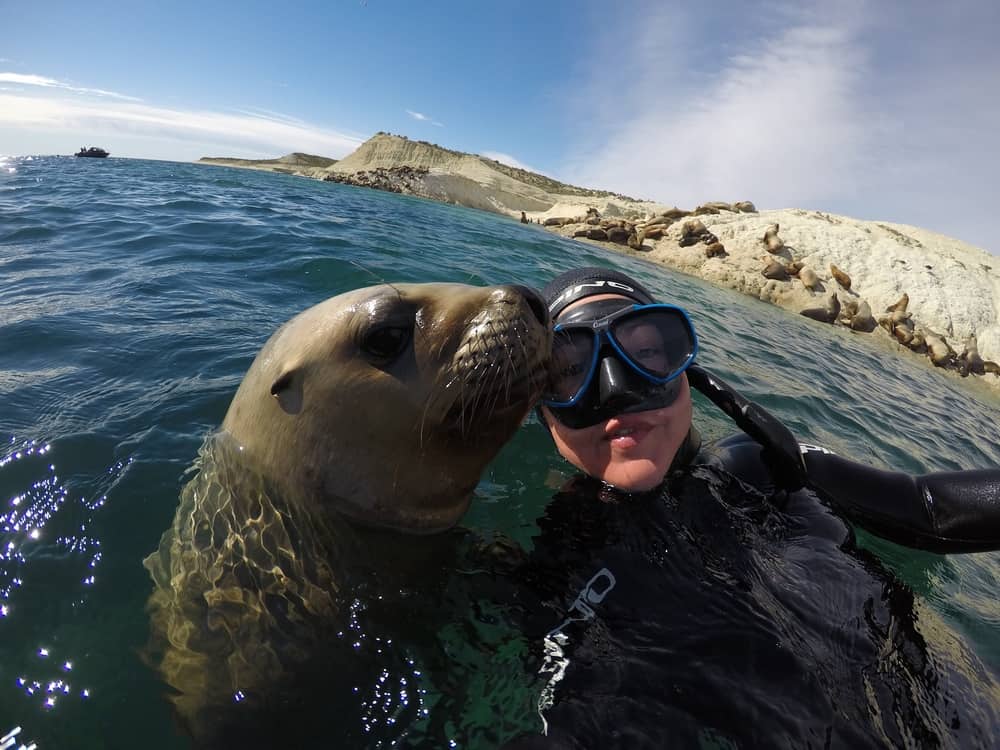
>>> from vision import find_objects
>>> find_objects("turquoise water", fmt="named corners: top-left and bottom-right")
top-left (1, 155), bottom-right (998, 748)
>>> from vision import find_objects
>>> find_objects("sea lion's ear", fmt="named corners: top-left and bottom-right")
top-left (270, 368), bottom-right (304, 415)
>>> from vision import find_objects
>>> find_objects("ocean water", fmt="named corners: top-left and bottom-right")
top-left (1, 155), bottom-right (998, 748)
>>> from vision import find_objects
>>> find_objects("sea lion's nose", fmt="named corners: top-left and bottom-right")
top-left (501, 284), bottom-right (549, 327)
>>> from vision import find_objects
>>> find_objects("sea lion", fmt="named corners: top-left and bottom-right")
top-left (830, 264), bottom-right (852, 290)
top-left (661, 206), bottom-right (690, 219)
top-left (763, 224), bottom-right (784, 254)
top-left (799, 266), bottom-right (821, 291)
top-left (702, 201), bottom-right (734, 212)
top-left (841, 298), bottom-right (859, 319)
top-left (923, 329), bottom-right (954, 367)
top-left (679, 219), bottom-right (709, 247)
top-left (886, 293), bottom-right (909, 313)
top-left (960, 335), bottom-right (986, 375)
top-left (850, 301), bottom-right (876, 332)
top-left (606, 226), bottom-right (630, 244)
top-left (645, 217), bottom-right (675, 231)
top-left (894, 323), bottom-right (915, 346)
top-left (762, 258), bottom-right (789, 280)
top-left (786, 260), bottom-right (804, 276)
top-left (142, 282), bottom-right (551, 745)
top-left (733, 200), bottom-right (757, 213)
top-left (800, 293), bottom-right (840, 324)
top-left (704, 241), bottom-right (726, 258)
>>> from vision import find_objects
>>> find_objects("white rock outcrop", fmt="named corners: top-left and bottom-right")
top-left (548, 208), bottom-right (999, 371)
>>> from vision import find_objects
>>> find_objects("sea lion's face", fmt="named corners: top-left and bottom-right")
top-left (222, 283), bottom-right (550, 533)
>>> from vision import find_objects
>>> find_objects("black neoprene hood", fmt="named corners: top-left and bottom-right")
top-left (542, 267), bottom-right (655, 320)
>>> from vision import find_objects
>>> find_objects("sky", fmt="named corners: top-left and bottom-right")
top-left (2, 0), bottom-right (998, 252)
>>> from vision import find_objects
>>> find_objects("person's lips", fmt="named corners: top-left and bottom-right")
top-left (604, 416), bottom-right (656, 449)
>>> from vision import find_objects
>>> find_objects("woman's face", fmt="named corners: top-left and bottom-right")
top-left (542, 293), bottom-right (694, 491)
top-left (542, 376), bottom-right (692, 491)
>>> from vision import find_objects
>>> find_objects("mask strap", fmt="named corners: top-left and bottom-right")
top-left (687, 364), bottom-right (808, 492)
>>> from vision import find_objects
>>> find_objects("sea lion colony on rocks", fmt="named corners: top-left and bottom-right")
top-left (199, 135), bottom-right (998, 390)
top-left (540, 205), bottom-right (999, 384)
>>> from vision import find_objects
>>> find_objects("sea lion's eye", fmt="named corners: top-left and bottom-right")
top-left (361, 326), bottom-right (410, 359)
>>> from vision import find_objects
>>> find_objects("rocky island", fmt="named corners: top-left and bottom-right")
top-left (198, 152), bottom-right (337, 176)
top-left (198, 134), bottom-right (1000, 390)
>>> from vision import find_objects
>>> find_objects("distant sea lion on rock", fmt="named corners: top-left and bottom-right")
top-left (894, 323), bottom-right (915, 346)
top-left (142, 282), bottom-right (551, 746)
top-left (886, 293), bottom-right (909, 313)
top-left (849, 300), bottom-right (876, 333)
top-left (606, 226), bottom-right (630, 244)
top-left (800, 293), bottom-right (840, 323)
top-left (704, 241), bottom-right (726, 258)
top-left (645, 216), bottom-right (675, 230)
top-left (960, 335), bottom-right (985, 375)
top-left (762, 258), bottom-right (789, 280)
top-left (830, 264), bottom-right (852, 290)
top-left (662, 206), bottom-right (690, 219)
top-left (762, 224), bottom-right (784, 254)
top-left (799, 267), bottom-right (821, 291)
top-left (679, 219), bottom-right (709, 247)
top-left (733, 201), bottom-right (757, 213)
top-left (837, 299), bottom-right (858, 326)
top-left (908, 331), bottom-right (927, 354)
top-left (923, 329), bottom-right (954, 367)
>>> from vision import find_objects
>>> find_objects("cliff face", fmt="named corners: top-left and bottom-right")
top-left (320, 133), bottom-right (664, 219)
top-left (325, 134), bottom-right (481, 174)
top-left (199, 153), bottom-right (337, 177)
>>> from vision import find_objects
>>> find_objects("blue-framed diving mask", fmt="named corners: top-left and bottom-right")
top-left (542, 299), bottom-right (699, 429)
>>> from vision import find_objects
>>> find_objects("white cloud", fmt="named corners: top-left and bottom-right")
top-left (406, 109), bottom-right (444, 127)
top-left (0, 89), bottom-right (363, 160)
top-left (0, 72), bottom-right (142, 101)
top-left (562, 0), bottom-right (1000, 252)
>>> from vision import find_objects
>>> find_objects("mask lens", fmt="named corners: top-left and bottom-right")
top-left (546, 328), bottom-right (596, 404)
top-left (611, 308), bottom-right (694, 378)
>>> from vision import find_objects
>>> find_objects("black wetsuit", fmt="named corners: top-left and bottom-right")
top-left (504, 434), bottom-right (1000, 750)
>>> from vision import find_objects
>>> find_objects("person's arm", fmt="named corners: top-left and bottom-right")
top-left (688, 364), bottom-right (1000, 554)
top-left (801, 446), bottom-right (1000, 554)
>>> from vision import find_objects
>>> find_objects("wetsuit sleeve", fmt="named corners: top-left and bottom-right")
top-left (802, 447), bottom-right (1000, 554)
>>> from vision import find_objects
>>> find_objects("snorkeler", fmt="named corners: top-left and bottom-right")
top-left (504, 266), bottom-right (1000, 749)
top-left (538, 265), bottom-right (1000, 552)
